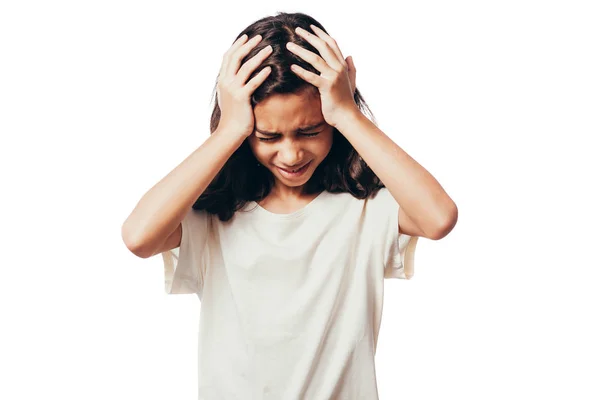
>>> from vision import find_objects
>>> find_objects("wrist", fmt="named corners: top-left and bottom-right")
top-left (214, 125), bottom-right (250, 142)
top-left (332, 107), bottom-right (364, 131)
top-left (211, 127), bottom-right (248, 150)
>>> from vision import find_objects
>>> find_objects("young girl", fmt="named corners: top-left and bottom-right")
top-left (122, 11), bottom-right (457, 400)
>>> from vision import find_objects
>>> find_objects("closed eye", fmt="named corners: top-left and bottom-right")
top-left (257, 132), bottom-right (321, 142)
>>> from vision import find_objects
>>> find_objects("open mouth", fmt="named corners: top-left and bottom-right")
top-left (277, 161), bottom-right (312, 177)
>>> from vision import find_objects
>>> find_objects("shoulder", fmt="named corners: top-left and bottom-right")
top-left (319, 187), bottom-right (391, 206)
top-left (315, 188), bottom-right (393, 218)
top-left (184, 207), bottom-right (214, 233)
top-left (367, 187), bottom-right (395, 204)
top-left (187, 207), bottom-right (210, 221)
top-left (363, 187), bottom-right (399, 221)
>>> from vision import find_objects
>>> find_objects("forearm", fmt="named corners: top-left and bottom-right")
top-left (336, 110), bottom-right (457, 236)
top-left (121, 129), bottom-right (245, 254)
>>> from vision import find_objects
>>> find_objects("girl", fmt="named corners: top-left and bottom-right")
top-left (122, 11), bottom-right (457, 400)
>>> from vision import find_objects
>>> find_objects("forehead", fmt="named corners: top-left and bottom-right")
top-left (254, 91), bottom-right (324, 130)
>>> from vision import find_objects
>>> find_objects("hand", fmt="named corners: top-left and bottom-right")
top-left (286, 25), bottom-right (359, 129)
top-left (216, 34), bottom-right (273, 138)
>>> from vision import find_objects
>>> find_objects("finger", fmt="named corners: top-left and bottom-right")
top-left (294, 27), bottom-right (344, 70)
top-left (243, 66), bottom-right (272, 96)
top-left (226, 34), bottom-right (263, 79)
top-left (236, 45), bottom-right (273, 85)
top-left (220, 34), bottom-right (249, 77)
top-left (286, 42), bottom-right (330, 74)
top-left (346, 56), bottom-right (356, 92)
top-left (308, 25), bottom-right (346, 68)
top-left (290, 64), bottom-right (323, 87)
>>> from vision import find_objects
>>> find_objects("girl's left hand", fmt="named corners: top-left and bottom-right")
top-left (287, 25), bottom-right (358, 128)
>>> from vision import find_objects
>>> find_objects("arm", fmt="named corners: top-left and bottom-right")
top-left (336, 110), bottom-right (458, 240)
top-left (121, 129), bottom-right (246, 258)
top-left (282, 25), bottom-right (456, 239)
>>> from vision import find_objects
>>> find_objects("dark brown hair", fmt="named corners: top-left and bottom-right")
top-left (194, 12), bottom-right (385, 221)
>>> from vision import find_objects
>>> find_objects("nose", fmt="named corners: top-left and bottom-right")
top-left (278, 140), bottom-right (305, 167)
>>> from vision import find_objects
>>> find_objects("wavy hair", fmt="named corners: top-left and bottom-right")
top-left (194, 12), bottom-right (385, 221)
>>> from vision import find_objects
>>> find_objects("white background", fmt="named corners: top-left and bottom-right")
top-left (1, 0), bottom-right (599, 399)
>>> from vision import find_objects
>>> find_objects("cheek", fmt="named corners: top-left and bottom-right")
top-left (248, 140), bottom-right (271, 160)
top-left (314, 142), bottom-right (331, 156)
top-left (317, 134), bottom-right (334, 156)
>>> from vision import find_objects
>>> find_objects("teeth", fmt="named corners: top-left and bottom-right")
top-left (281, 162), bottom-right (308, 173)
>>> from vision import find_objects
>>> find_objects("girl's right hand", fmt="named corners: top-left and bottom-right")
top-left (216, 34), bottom-right (273, 138)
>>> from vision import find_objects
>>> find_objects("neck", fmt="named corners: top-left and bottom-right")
top-left (270, 183), bottom-right (308, 201)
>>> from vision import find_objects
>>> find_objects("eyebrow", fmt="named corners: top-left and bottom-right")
top-left (255, 122), bottom-right (327, 136)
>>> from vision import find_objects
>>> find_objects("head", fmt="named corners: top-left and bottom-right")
top-left (196, 12), bottom-right (384, 221)
top-left (248, 87), bottom-right (334, 193)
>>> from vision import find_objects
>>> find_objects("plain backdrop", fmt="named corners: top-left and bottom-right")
top-left (1, 0), bottom-right (599, 399)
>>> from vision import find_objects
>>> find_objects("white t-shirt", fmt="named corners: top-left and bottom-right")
top-left (161, 187), bottom-right (419, 399)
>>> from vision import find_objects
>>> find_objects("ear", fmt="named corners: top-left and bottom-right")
top-left (345, 56), bottom-right (357, 93)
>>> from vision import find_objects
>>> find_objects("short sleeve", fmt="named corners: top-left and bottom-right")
top-left (161, 207), bottom-right (209, 295)
top-left (371, 188), bottom-right (419, 280)
top-left (384, 230), bottom-right (419, 280)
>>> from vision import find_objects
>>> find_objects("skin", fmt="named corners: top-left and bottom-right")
top-left (286, 24), bottom-right (457, 238)
top-left (248, 25), bottom-right (456, 236)
top-left (245, 25), bottom-right (357, 212)
top-left (247, 88), bottom-right (334, 208)
top-left (245, 25), bottom-right (357, 211)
